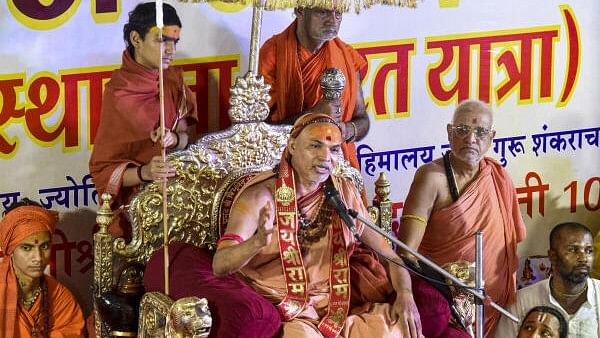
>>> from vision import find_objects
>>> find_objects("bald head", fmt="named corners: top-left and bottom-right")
top-left (549, 222), bottom-right (592, 251)
top-left (452, 100), bottom-right (494, 125)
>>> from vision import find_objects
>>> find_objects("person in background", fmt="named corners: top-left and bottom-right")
top-left (495, 222), bottom-right (599, 337)
top-left (0, 198), bottom-right (85, 337)
top-left (517, 305), bottom-right (568, 338)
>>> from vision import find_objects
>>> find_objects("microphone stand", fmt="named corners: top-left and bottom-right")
top-left (475, 231), bottom-right (485, 338)
top-left (345, 208), bottom-right (519, 326)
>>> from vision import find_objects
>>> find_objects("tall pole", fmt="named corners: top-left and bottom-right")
top-left (248, 5), bottom-right (263, 74)
top-left (475, 231), bottom-right (484, 338)
top-left (156, 0), bottom-right (170, 297)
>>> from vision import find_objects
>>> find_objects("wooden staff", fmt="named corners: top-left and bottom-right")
top-left (156, 0), bottom-right (170, 297)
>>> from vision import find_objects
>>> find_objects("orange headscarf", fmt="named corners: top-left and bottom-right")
top-left (0, 206), bottom-right (58, 337)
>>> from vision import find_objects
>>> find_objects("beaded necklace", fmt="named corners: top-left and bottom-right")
top-left (18, 278), bottom-right (49, 338)
top-left (21, 285), bottom-right (41, 310)
top-left (296, 185), bottom-right (333, 251)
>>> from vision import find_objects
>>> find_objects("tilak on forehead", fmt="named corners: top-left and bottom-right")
top-left (290, 113), bottom-right (343, 142)
top-left (0, 206), bottom-right (57, 256)
top-left (149, 25), bottom-right (181, 40)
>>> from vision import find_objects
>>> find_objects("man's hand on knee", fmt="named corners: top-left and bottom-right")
top-left (391, 290), bottom-right (424, 338)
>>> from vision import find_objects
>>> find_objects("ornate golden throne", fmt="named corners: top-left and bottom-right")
top-left (93, 71), bottom-right (394, 337)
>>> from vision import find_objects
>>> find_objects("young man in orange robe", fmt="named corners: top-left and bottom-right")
top-left (397, 100), bottom-right (527, 337)
top-left (259, 7), bottom-right (370, 170)
top-left (89, 2), bottom-right (198, 240)
top-left (0, 199), bottom-right (85, 337)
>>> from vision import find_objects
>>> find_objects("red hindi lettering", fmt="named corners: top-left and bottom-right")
top-left (77, 240), bottom-right (93, 274)
top-left (427, 28), bottom-right (559, 105)
top-left (517, 172), bottom-right (550, 218)
top-left (180, 60), bottom-right (238, 133)
top-left (355, 42), bottom-right (415, 117)
top-left (50, 228), bottom-right (76, 277)
top-left (62, 71), bottom-right (113, 145)
top-left (25, 76), bottom-right (61, 142)
top-left (10, 0), bottom-right (75, 20)
top-left (0, 77), bottom-right (25, 155)
top-left (558, 5), bottom-right (580, 106)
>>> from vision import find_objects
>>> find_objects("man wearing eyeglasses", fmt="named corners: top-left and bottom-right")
top-left (395, 100), bottom-right (527, 337)
top-left (258, 5), bottom-right (370, 171)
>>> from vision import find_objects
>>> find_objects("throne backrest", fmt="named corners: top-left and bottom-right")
top-left (113, 123), bottom-right (290, 264)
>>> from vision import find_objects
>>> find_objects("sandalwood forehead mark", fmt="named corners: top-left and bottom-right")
top-left (149, 25), bottom-right (181, 39)
top-left (303, 124), bottom-right (343, 143)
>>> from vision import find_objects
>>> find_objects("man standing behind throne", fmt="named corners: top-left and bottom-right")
top-left (213, 113), bottom-right (423, 337)
top-left (259, 5), bottom-right (370, 170)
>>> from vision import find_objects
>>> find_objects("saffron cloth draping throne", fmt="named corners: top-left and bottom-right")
top-left (93, 72), bottom-right (395, 337)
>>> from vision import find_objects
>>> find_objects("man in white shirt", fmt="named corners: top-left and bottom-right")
top-left (495, 222), bottom-right (600, 338)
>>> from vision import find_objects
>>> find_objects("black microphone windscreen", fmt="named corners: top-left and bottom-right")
top-left (324, 185), bottom-right (341, 207)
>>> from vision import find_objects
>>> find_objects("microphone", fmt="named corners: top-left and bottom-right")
top-left (324, 185), bottom-right (360, 240)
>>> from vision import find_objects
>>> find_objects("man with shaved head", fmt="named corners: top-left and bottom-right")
top-left (213, 113), bottom-right (416, 337)
top-left (495, 222), bottom-right (599, 337)
top-left (396, 100), bottom-right (526, 337)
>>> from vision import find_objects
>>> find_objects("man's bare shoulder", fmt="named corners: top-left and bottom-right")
top-left (414, 158), bottom-right (446, 182)
top-left (405, 158), bottom-right (452, 213)
top-left (236, 177), bottom-right (276, 204)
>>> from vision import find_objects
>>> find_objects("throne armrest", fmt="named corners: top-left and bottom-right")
top-left (137, 292), bottom-right (174, 338)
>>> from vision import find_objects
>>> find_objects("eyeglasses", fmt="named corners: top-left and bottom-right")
top-left (309, 8), bottom-right (343, 20)
top-left (451, 124), bottom-right (493, 139)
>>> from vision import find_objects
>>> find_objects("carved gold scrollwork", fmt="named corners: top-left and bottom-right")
top-left (138, 292), bottom-right (173, 338)
top-left (228, 72), bottom-right (271, 123)
top-left (372, 172), bottom-right (393, 243)
top-left (94, 193), bottom-right (115, 338)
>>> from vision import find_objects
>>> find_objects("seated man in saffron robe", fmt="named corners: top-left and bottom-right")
top-left (89, 2), bottom-right (198, 240)
top-left (397, 100), bottom-right (527, 337)
top-left (0, 198), bottom-right (85, 337)
top-left (212, 113), bottom-right (422, 337)
top-left (259, 6), bottom-right (369, 170)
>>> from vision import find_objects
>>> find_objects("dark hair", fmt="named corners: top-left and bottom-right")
top-left (2, 197), bottom-right (42, 217)
top-left (549, 222), bottom-right (592, 251)
top-left (519, 305), bottom-right (568, 338)
top-left (123, 2), bottom-right (182, 57)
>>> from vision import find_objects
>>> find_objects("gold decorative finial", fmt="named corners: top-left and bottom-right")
top-left (374, 172), bottom-right (391, 202)
top-left (96, 193), bottom-right (113, 235)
